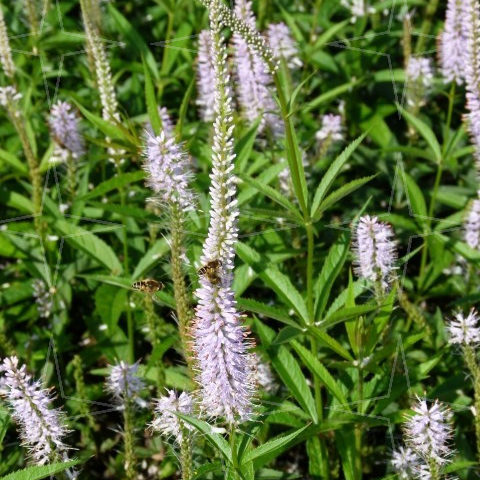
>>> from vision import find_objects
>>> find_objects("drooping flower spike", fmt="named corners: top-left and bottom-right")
top-left (191, 0), bottom-right (255, 424)
top-left (0, 356), bottom-right (71, 466)
top-left (232, 0), bottom-right (281, 136)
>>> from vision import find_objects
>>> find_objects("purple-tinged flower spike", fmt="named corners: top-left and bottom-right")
top-left (32, 279), bottom-right (54, 318)
top-left (0, 356), bottom-right (71, 466)
top-left (404, 397), bottom-right (454, 465)
top-left (250, 352), bottom-right (277, 394)
top-left (353, 215), bottom-right (397, 292)
top-left (266, 23), bottom-right (301, 70)
top-left (463, 0), bottom-right (480, 174)
top-left (196, 30), bottom-right (216, 122)
top-left (143, 130), bottom-right (194, 211)
top-left (465, 198), bottom-right (480, 249)
top-left (192, 0), bottom-right (256, 424)
top-left (0, 6), bottom-right (14, 79)
top-left (106, 361), bottom-right (145, 404)
top-left (315, 114), bottom-right (344, 146)
top-left (439, 0), bottom-right (465, 84)
top-left (232, 0), bottom-right (281, 137)
top-left (391, 446), bottom-right (420, 480)
top-left (48, 101), bottom-right (85, 160)
top-left (448, 309), bottom-right (480, 346)
top-left (150, 390), bottom-right (194, 443)
top-left (407, 57), bottom-right (434, 86)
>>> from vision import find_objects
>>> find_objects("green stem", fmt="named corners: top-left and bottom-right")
top-left (414, 0), bottom-right (439, 54)
top-left (464, 346), bottom-right (480, 462)
top-left (170, 204), bottom-right (194, 377)
top-left (123, 400), bottom-right (136, 480)
top-left (180, 432), bottom-right (193, 480)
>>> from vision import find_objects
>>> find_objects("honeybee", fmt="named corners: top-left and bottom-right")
top-left (131, 278), bottom-right (164, 294)
top-left (197, 259), bottom-right (222, 285)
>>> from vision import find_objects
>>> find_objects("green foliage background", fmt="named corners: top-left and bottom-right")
top-left (0, 0), bottom-right (477, 478)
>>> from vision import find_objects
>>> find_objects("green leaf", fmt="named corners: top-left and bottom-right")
top-left (0, 149), bottom-right (28, 174)
top-left (292, 340), bottom-right (350, 408)
top-left (305, 80), bottom-right (360, 112)
top-left (236, 120), bottom-right (261, 172)
top-left (108, 4), bottom-right (158, 79)
top-left (308, 328), bottom-right (354, 362)
top-left (240, 425), bottom-right (309, 467)
top-left (176, 413), bottom-right (232, 462)
top-left (79, 171), bottom-right (145, 201)
top-left (237, 298), bottom-right (301, 328)
top-left (176, 77), bottom-right (195, 137)
top-left (132, 238), bottom-right (170, 280)
top-left (314, 233), bottom-right (349, 319)
top-left (0, 460), bottom-right (80, 480)
top-left (313, 175), bottom-right (377, 221)
top-left (403, 172), bottom-right (428, 222)
top-left (269, 344), bottom-right (318, 423)
top-left (53, 219), bottom-right (123, 274)
top-left (398, 105), bottom-right (442, 163)
top-left (143, 59), bottom-right (161, 135)
top-left (311, 134), bottom-right (366, 217)
top-left (239, 173), bottom-right (304, 224)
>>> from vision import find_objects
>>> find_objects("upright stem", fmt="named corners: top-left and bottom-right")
top-left (464, 346), bottom-right (480, 462)
top-left (123, 400), bottom-right (136, 480)
top-left (414, 0), bottom-right (439, 54)
top-left (170, 204), bottom-right (193, 373)
top-left (180, 432), bottom-right (193, 480)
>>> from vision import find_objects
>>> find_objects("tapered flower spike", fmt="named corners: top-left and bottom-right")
top-left (143, 130), bottom-right (194, 211)
top-left (439, 0), bottom-right (465, 84)
top-left (341, 0), bottom-right (374, 22)
top-left (391, 446), bottom-right (420, 480)
top-left (0, 356), bottom-right (71, 466)
top-left (462, 0), bottom-right (480, 173)
top-left (266, 23), bottom-right (301, 70)
top-left (48, 101), bottom-right (85, 160)
top-left (465, 197), bottom-right (480, 249)
top-left (232, 0), bottom-right (281, 136)
top-left (150, 390), bottom-right (194, 443)
top-left (315, 114), bottom-right (344, 145)
top-left (407, 57), bottom-right (434, 86)
top-left (353, 215), bottom-right (397, 292)
top-left (196, 30), bottom-right (216, 122)
top-left (448, 308), bottom-right (480, 346)
top-left (106, 361), bottom-right (145, 403)
top-left (192, 0), bottom-right (256, 424)
top-left (0, 5), bottom-right (14, 79)
top-left (404, 397), bottom-right (454, 465)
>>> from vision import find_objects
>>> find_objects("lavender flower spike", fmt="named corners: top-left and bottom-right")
top-left (439, 0), bottom-right (465, 84)
top-left (0, 356), bottom-right (71, 465)
top-left (196, 30), bottom-right (216, 122)
top-left (143, 130), bottom-right (194, 210)
top-left (192, 0), bottom-right (255, 423)
top-left (266, 23), bottom-right (302, 70)
top-left (106, 361), bottom-right (145, 403)
top-left (448, 308), bottom-right (480, 346)
top-left (315, 114), bottom-right (344, 145)
top-left (404, 397), bottom-right (453, 465)
top-left (150, 390), bottom-right (193, 443)
top-left (48, 101), bottom-right (85, 160)
top-left (354, 215), bottom-right (397, 291)
top-left (462, 0), bottom-right (480, 172)
top-left (0, 5), bottom-right (14, 79)
top-left (232, 0), bottom-right (281, 136)
top-left (465, 197), bottom-right (480, 249)
top-left (391, 446), bottom-right (419, 480)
